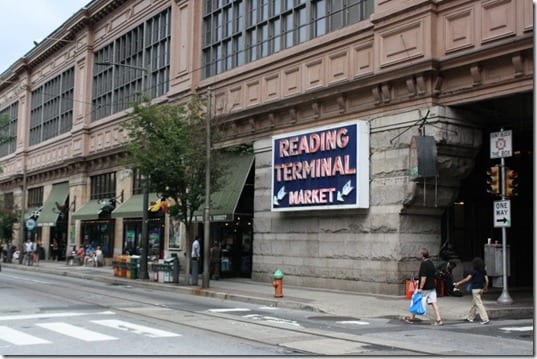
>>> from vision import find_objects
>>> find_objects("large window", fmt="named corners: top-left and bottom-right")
top-left (92, 7), bottom-right (171, 121)
top-left (90, 172), bottom-right (117, 200)
top-left (28, 187), bottom-right (44, 209)
top-left (202, 0), bottom-right (373, 77)
top-left (29, 68), bottom-right (74, 146)
top-left (0, 102), bottom-right (18, 156)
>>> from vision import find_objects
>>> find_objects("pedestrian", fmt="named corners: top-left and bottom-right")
top-left (209, 241), bottom-right (220, 280)
top-left (191, 236), bottom-right (201, 285)
top-left (454, 257), bottom-right (490, 324)
top-left (50, 238), bottom-right (60, 261)
top-left (402, 247), bottom-right (444, 326)
top-left (436, 260), bottom-right (461, 296)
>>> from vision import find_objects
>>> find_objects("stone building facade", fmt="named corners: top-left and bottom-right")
top-left (0, 0), bottom-right (532, 294)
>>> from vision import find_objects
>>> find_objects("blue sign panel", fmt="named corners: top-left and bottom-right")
top-left (271, 121), bottom-right (369, 211)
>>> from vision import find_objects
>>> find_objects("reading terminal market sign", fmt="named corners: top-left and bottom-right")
top-left (271, 121), bottom-right (369, 211)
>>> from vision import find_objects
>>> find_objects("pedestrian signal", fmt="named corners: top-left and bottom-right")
top-left (486, 165), bottom-right (500, 195)
top-left (505, 167), bottom-right (518, 197)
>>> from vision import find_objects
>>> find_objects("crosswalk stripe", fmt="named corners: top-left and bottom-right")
top-left (0, 325), bottom-right (51, 345)
top-left (92, 319), bottom-right (181, 338)
top-left (36, 322), bottom-right (118, 341)
top-left (0, 311), bottom-right (115, 321)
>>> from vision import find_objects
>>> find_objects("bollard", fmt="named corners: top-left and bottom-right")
top-left (272, 268), bottom-right (284, 298)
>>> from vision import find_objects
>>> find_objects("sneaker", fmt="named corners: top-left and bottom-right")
top-left (465, 318), bottom-right (474, 322)
top-left (480, 320), bottom-right (490, 325)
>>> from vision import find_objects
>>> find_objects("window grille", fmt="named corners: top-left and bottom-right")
top-left (202, 0), bottom-right (373, 77)
top-left (28, 187), bottom-right (44, 209)
top-left (90, 172), bottom-right (117, 200)
top-left (29, 68), bottom-right (74, 146)
top-left (0, 101), bottom-right (18, 156)
top-left (92, 7), bottom-right (171, 121)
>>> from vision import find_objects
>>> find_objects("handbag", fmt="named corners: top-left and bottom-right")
top-left (409, 291), bottom-right (426, 315)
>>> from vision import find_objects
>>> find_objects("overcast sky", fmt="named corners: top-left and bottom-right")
top-left (0, 0), bottom-right (90, 74)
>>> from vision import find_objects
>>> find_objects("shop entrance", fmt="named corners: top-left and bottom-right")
top-left (80, 220), bottom-right (115, 257)
top-left (441, 93), bottom-right (533, 287)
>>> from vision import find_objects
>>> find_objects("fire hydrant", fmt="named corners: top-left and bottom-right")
top-left (272, 268), bottom-right (284, 298)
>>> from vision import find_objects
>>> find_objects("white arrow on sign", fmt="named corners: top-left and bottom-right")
top-left (493, 200), bottom-right (511, 228)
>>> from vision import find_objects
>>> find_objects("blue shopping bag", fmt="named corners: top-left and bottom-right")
top-left (409, 291), bottom-right (426, 315)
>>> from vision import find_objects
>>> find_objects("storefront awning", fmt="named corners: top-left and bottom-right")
top-left (71, 200), bottom-right (102, 221)
top-left (111, 193), bottom-right (159, 218)
top-left (194, 152), bottom-right (254, 222)
top-left (37, 182), bottom-right (69, 227)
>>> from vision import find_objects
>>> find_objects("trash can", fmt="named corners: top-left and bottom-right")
top-left (171, 254), bottom-right (180, 283)
top-left (128, 255), bottom-right (140, 279)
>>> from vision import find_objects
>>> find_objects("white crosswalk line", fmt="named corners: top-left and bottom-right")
top-left (500, 326), bottom-right (533, 332)
top-left (37, 322), bottom-right (118, 341)
top-left (92, 319), bottom-right (181, 338)
top-left (0, 311), bottom-right (115, 321)
top-left (0, 325), bottom-right (51, 345)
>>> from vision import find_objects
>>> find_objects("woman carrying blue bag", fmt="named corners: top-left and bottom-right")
top-left (402, 247), bottom-right (444, 326)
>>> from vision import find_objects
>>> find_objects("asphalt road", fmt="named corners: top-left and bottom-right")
top-left (0, 267), bottom-right (533, 356)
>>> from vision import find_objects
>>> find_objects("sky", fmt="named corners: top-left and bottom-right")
top-left (0, 0), bottom-right (90, 74)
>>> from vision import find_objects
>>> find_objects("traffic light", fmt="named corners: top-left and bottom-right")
top-left (486, 165), bottom-right (500, 195)
top-left (505, 167), bottom-right (518, 197)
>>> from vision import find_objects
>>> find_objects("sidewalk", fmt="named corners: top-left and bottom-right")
top-left (3, 260), bottom-right (533, 322)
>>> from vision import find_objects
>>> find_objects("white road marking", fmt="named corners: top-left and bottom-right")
top-left (0, 326), bottom-right (51, 345)
top-left (1, 273), bottom-right (52, 284)
top-left (36, 322), bottom-right (118, 341)
top-left (92, 319), bottom-right (181, 338)
top-left (208, 308), bottom-right (251, 313)
top-left (0, 311), bottom-right (115, 321)
top-left (259, 306), bottom-right (278, 310)
top-left (500, 326), bottom-right (533, 332)
top-left (243, 314), bottom-right (301, 327)
top-left (337, 320), bottom-right (370, 325)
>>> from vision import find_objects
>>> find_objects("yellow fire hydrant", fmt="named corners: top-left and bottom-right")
top-left (272, 268), bottom-right (284, 298)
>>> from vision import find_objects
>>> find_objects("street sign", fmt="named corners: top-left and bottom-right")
top-left (493, 200), bottom-right (511, 228)
top-left (25, 218), bottom-right (37, 231)
top-left (490, 130), bottom-right (512, 159)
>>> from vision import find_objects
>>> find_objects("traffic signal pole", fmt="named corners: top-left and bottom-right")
top-left (497, 156), bottom-right (513, 305)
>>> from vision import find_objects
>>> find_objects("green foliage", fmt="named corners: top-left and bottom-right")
top-left (0, 209), bottom-right (17, 242)
top-left (121, 95), bottom-right (223, 227)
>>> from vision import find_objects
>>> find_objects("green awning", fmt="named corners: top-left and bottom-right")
top-left (194, 152), bottom-right (254, 222)
top-left (111, 193), bottom-right (159, 218)
top-left (71, 200), bottom-right (102, 221)
top-left (37, 182), bottom-right (69, 227)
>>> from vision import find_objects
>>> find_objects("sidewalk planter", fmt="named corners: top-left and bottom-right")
top-left (112, 255), bottom-right (129, 277)
top-left (120, 256), bottom-right (127, 278)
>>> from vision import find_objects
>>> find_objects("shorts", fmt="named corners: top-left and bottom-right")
top-left (421, 289), bottom-right (437, 304)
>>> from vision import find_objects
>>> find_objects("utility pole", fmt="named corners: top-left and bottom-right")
top-left (139, 177), bottom-right (149, 280)
top-left (202, 87), bottom-right (211, 289)
top-left (18, 164), bottom-right (27, 261)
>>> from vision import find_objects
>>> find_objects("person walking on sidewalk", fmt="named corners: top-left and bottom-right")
top-left (403, 247), bottom-right (444, 326)
top-left (191, 236), bottom-right (201, 285)
top-left (454, 257), bottom-right (490, 324)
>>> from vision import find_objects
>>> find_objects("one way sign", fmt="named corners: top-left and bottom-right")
top-left (494, 200), bottom-right (511, 228)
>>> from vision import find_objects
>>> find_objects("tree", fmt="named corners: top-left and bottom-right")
top-left (0, 113), bottom-right (17, 246)
top-left (121, 96), bottom-right (224, 282)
